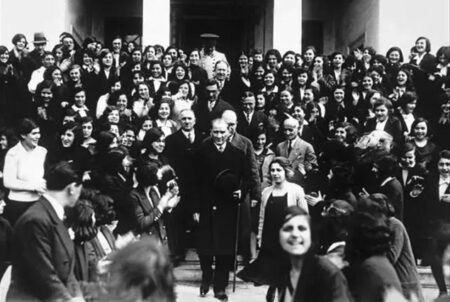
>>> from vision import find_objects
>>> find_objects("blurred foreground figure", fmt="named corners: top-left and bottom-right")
top-left (106, 238), bottom-right (176, 302)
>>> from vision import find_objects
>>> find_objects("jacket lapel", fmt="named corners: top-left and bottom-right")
top-left (137, 186), bottom-right (153, 214)
top-left (40, 197), bottom-right (74, 258)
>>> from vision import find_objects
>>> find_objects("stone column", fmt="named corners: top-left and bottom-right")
top-left (273, 0), bottom-right (302, 54)
top-left (142, 0), bottom-right (170, 47)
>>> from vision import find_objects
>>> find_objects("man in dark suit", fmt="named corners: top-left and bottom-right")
top-left (194, 79), bottom-right (234, 137)
top-left (165, 109), bottom-right (204, 261)
top-left (8, 162), bottom-right (84, 301)
top-left (422, 150), bottom-right (450, 296)
top-left (28, 32), bottom-right (48, 71)
top-left (373, 156), bottom-right (404, 221)
top-left (194, 118), bottom-right (251, 301)
top-left (222, 110), bottom-right (261, 263)
top-left (236, 91), bottom-right (268, 139)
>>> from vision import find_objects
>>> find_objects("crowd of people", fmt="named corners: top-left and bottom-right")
top-left (0, 29), bottom-right (450, 302)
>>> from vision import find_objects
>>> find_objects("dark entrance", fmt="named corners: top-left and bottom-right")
top-left (171, 0), bottom-right (264, 67)
top-left (104, 17), bottom-right (143, 47)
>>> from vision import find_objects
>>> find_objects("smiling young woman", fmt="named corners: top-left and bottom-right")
top-left (3, 118), bottom-right (47, 226)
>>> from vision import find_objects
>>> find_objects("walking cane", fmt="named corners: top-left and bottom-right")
top-left (232, 200), bottom-right (241, 292)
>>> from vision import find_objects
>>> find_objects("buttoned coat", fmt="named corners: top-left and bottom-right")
top-left (130, 186), bottom-right (167, 243)
top-left (195, 140), bottom-right (250, 255)
top-left (8, 197), bottom-right (81, 301)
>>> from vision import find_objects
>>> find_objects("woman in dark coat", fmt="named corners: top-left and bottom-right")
top-left (422, 150), bottom-right (450, 296)
top-left (0, 45), bottom-right (24, 125)
top-left (396, 142), bottom-right (427, 259)
top-left (362, 193), bottom-right (424, 302)
top-left (344, 208), bottom-right (402, 302)
top-left (92, 147), bottom-right (134, 236)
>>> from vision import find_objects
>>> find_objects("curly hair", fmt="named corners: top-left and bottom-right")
top-left (68, 199), bottom-right (97, 243)
top-left (345, 209), bottom-right (392, 262)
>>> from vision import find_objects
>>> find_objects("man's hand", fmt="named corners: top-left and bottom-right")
top-left (232, 190), bottom-right (241, 201)
top-left (251, 199), bottom-right (259, 207)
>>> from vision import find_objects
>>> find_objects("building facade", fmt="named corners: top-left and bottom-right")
top-left (1, 0), bottom-right (449, 64)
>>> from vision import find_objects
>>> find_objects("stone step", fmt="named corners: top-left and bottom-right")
top-left (177, 251), bottom-right (447, 290)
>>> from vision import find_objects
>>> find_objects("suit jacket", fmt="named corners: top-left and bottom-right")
top-left (95, 172), bottom-right (134, 235)
top-left (236, 110), bottom-right (268, 139)
top-left (9, 197), bottom-right (81, 301)
top-left (130, 186), bottom-right (167, 242)
top-left (165, 129), bottom-right (203, 213)
top-left (364, 116), bottom-right (403, 146)
top-left (228, 133), bottom-right (261, 201)
top-left (422, 171), bottom-right (450, 234)
top-left (276, 136), bottom-right (317, 184)
top-left (195, 140), bottom-right (250, 255)
top-left (193, 97), bottom-right (234, 137)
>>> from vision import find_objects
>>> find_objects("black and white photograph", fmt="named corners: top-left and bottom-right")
top-left (0, 0), bottom-right (449, 301)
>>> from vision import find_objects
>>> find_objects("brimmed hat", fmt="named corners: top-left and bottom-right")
top-left (200, 33), bottom-right (220, 39)
top-left (214, 169), bottom-right (240, 203)
top-left (32, 32), bottom-right (48, 44)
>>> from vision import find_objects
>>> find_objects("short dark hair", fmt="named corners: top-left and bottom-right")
top-left (68, 199), bottom-right (97, 243)
top-left (136, 162), bottom-right (159, 187)
top-left (375, 155), bottom-right (397, 178)
top-left (17, 118), bottom-right (39, 137)
top-left (439, 150), bottom-right (450, 161)
top-left (205, 79), bottom-right (218, 88)
top-left (415, 36), bottom-right (431, 53)
top-left (45, 161), bottom-right (81, 190)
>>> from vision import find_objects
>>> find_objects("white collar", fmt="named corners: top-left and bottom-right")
top-left (380, 176), bottom-right (395, 187)
top-left (44, 193), bottom-right (65, 220)
top-left (71, 104), bottom-right (89, 112)
top-left (439, 176), bottom-right (450, 185)
top-left (214, 143), bottom-right (226, 152)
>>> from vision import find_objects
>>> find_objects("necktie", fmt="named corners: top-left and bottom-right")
top-left (208, 101), bottom-right (214, 112)
top-left (287, 140), bottom-right (292, 155)
top-left (246, 113), bottom-right (251, 124)
top-left (187, 132), bottom-right (194, 143)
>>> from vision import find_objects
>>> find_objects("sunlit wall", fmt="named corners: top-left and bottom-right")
top-left (0, 0), bottom-right (67, 49)
top-left (378, 0), bottom-right (450, 57)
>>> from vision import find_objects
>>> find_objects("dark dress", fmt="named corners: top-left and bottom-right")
top-left (238, 193), bottom-right (287, 286)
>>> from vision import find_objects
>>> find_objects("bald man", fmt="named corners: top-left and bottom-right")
top-left (276, 118), bottom-right (317, 185)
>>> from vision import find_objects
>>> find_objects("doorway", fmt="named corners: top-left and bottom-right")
top-left (104, 17), bottom-right (143, 47)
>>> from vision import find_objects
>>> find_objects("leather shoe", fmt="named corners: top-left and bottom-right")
top-left (199, 284), bottom-right (210, 297)
top-left (214, 291), bottom-right (228, 301)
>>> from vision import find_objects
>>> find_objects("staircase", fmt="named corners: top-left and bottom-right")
top-left (174, 250), bottom-right (445, 291)
top-left (174, 249), bottom-right (251, 289)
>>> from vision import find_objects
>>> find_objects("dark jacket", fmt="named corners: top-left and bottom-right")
top-left (236, 110), bottom-right (268, 139)
top-left (379, 177), bottom-right (404, 221)
top-left (130, 186), bottom-right (167, 243)
top-left (364, 116), bottom-right (403, 146)
top-left (165, 129), bottom-right (203, 214)
top-left (9, 197), bottom-right (81, 301)
top-left (195, 140), bottom-right (250, 255)
top-left (193, 97), bottom-right (234, 137)
top-left (346, 255), bottom-right (402, 302)
top-left (277, 255), bottom-right (352, 302)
